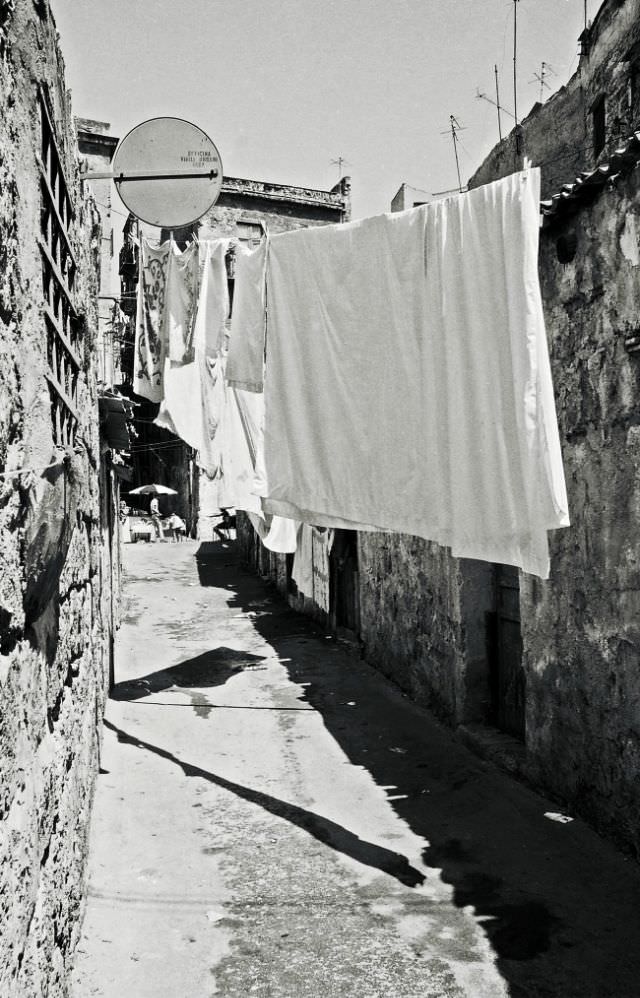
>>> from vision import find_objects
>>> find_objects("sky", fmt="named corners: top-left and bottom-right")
top-left (53, 0), bottom-right (593, 221)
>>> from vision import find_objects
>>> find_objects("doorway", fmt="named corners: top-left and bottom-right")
top-left (490, 563), bottom-right (525, 740)
top-left (329, 529), bottom-right (360, 641)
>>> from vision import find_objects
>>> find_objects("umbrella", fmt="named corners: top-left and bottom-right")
top-left (128, 484), bottom-right (178, 495)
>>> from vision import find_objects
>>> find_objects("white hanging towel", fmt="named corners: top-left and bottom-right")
top-left (210, 375), bottom-right (300, 552)
top-left (226, 240), bottom-right (268, 392)
top-left (133, 239), bottom-right (171, 402)
top-left (233, 169), bottom-right (568, 579)
top-left (209, 371), bottom-right (264, 516)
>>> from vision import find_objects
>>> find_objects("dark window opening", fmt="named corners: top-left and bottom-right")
top-left (556, 232), bottom-right (577, 265)
top-left (236, 220), bottom-right (264, 247)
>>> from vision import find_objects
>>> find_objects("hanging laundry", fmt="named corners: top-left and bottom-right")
top-left (211, 373), bottom-right (300, 552)
top-left (292, 523), bottom-right (314, 596)
top-left (165, 240), bottom-right (199, 363)
top-left (155, 240), bottom-right (229, 473)
top-left (229, 169), bottom-right (569, 579)
top-left (209, 373), bottom-right (264, 516)
top-left (311, 527), bottom-right (333, 612)
top-left (226, 240), bottom-right (268, 392)
top-left (262, 514), bottom-right (299, 554)
top-left (134, 239), bottom-right (171, 402)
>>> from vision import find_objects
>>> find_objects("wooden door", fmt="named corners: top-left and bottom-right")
top-left (493, 564), bottom-right (525, 740)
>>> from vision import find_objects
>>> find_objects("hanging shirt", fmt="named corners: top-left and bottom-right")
top-left (226, 240), bottom-right (268, 392)
top-left (230, 169), bottom-right (569, 579)
top-left (134, 239), bottom-right (171, 402)
top-left (155, 240), bottom-right (229, 473)
top-left (165, 240), bottom-right (199, 363)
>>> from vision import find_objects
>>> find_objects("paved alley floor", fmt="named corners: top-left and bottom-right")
top-left (70, 539), bottom-right (640, 998)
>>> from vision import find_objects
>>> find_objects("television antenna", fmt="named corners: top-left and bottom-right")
top-left (476, 66), bottom-right (516, 142)
top-left (513, 0), bottom-right (521, 128)
top-left (330, 156), bottom-right (351, 181)
top-left (530, 61), bottom-right (555, 102)
top-left (440, 116), bottom-right (466, 192)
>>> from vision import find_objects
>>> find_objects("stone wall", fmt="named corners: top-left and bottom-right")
top-left (0, 3), bottom-right (115, 994)
top-left (524, 168), bottom-right (640, 853)
top-left (358, 535), bottom-right (494, 726)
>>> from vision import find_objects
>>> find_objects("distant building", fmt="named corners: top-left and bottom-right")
top-left (390, 182), bottom-right (430, 212)
top-left (76, 118), bottom-right (121, 387)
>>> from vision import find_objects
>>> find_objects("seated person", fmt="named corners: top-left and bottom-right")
top-left (213, 507), bottom-right (236, 542)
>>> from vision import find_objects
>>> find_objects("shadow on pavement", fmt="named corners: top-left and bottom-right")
top-left (111, 646), bottom-right (268, 701)
top-left (192, 542), bottom-right (640, 998)
top-left (103, 719), bottom-right (425, 889)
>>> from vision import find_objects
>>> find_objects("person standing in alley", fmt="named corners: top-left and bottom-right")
top-left (150, 495), bottom-right (161, 539)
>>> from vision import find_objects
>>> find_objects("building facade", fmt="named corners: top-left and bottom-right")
top-left (359, 0), bottom-right (640, 858)
top-left (76, 117), bottom-right (121, 389)
top-left (0, 3), bottom-right (124, 992)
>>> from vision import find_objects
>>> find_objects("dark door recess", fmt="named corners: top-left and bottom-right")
top-left (490, 563), bottom-right (525, 740)
top-left (329, 529), bottom-right (360, 640)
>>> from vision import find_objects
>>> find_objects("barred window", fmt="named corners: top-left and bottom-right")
top-left (38, 87), bottom-right (80, 446)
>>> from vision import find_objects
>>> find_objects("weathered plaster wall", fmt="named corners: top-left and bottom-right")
top-left (524, 170), bottom-right (640, 854)
top-left (200, 175), bottom-right (350, 237)
top-left (358, 534), bottom-right (494, 727)
top-left (0, 3), bottom-right (114, 994)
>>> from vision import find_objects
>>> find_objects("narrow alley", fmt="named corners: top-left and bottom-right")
top-left (71, 539), bottom-right (640, 998)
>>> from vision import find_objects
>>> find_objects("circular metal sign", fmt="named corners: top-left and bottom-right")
top-left (113, 117), bottom-right (223, 228)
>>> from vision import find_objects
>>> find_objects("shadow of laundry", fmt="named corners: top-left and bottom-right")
top-left (422, 839), bottom-right (557, 961)
top-left (104, 719), bottom-right (426, 890)
top-left (110, 646), bottom-right (268, 703)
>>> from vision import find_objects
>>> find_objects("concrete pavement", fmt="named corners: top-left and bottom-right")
top-left (70, 539), bottom-right (640, 998)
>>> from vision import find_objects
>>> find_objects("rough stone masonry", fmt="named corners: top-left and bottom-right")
top-left (0, 3), bottom-right (117, 995)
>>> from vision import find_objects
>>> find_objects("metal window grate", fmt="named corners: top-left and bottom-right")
top-left (38, 87), bottom-right (80, 446)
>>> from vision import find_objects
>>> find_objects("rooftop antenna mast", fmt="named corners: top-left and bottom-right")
top-left (513, 0), bottom-right (521, 128)
top-left (441, 115), bottom-right (465, 192)
top-left (330, 156), bottom-right (350, 181)
top-left (476, 67), bottom-right (517, 142)
top-left (530, 61), bottom-right (555, 102)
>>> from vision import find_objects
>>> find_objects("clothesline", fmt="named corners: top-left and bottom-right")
top-left (132, 169), bottom-right (569, 579)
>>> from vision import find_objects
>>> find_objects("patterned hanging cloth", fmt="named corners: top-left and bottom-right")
top-left (133, 238), bottom-right (171, 402)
